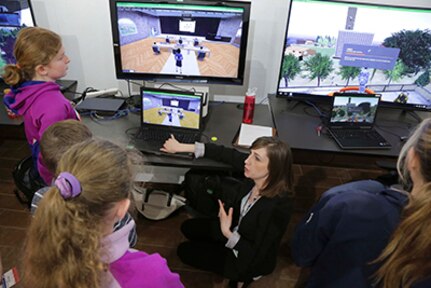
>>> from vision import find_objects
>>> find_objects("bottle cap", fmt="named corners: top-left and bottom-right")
top-left (246, 87), bottom-right (257, 97)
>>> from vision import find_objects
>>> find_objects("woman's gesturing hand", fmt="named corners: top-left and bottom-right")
top-left (218, 200), bottom-right (233, 239)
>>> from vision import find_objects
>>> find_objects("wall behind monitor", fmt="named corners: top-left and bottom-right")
top-left (31, 0), bottom-right (430, 102)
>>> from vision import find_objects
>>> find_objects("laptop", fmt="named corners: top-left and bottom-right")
top-left (327, 93), bottom-right (392, 150)
top-left (131, 87), bottom-right (204, 157)
top-left (76, 98), bottom-right (125, 113)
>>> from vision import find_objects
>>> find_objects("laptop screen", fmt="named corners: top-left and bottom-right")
top-left (141, 87), bottom-right (203, 131)
top-left (330, 94), bottom-right (380, 127)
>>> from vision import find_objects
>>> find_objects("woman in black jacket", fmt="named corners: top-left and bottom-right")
top-left (162, 136), bottom-right (294, 287)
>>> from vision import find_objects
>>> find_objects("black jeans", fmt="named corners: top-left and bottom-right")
top-left (177, 217), bottom-right (245, 281)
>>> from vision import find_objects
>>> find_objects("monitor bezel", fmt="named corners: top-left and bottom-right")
top-left (275, 0), bottom-right (431, 112)
top-left (329, 92), bottom-right (381, 128)
top-left (0, 0), bottom-right (37, 86)
top-left (140, 86), bottom-right (204, 132)
top-left (109, 0), bottom-right (251, 85)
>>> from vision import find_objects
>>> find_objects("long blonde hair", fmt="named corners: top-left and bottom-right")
top-left (374, 118), bottom-right (431, 288)
top-left (23, 139), bottom-right (133, 288)
top-left (2, 27), bottom-right (62, 86)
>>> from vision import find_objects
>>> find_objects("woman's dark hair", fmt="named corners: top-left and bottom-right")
top-left (250, 137), bottom-right (294, 198)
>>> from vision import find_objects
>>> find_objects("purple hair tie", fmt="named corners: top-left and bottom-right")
top-left (55, 172), bottom-right (81, 199)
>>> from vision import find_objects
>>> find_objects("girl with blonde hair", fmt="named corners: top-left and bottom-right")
top-left (374, 118), bottom-right (431, 288)
top-left (2, 27), bottom-right (79, 185)
top-left (23, 139), bottom-right (183, 288)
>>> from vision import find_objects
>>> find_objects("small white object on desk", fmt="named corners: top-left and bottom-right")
top-left (237, 123), bottom-right (274, 147)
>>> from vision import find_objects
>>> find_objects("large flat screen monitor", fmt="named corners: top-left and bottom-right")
top-left (109, 0), bottom-right (251, 85)
top-left (276, 0), bottom-right (431, 111)
top-left (0, 0), bottom-right (36, 81)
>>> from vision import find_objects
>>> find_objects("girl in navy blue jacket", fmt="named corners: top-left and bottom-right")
top-left (292, 118), bottom-right (431, 288)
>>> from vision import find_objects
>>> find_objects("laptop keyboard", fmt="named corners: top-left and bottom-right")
top-left (330, 128), bottom-right (391, 148)
top-left (333, 129), bottom-right (383, 140)
top-left (139, 129), bottom-right (199, 144)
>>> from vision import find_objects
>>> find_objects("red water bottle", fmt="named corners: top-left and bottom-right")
top-left (242, 88), bottom-right (256, 124)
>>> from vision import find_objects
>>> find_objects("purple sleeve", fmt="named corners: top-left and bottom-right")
top-left (35, 101), bottom-right (77, 140)
top-left (110, 251), bottom-right (184, 288)
top-left (3, 94), bottom-right (19, 115)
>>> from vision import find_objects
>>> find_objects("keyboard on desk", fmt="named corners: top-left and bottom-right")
top-left (329, 128), bottom-right (392, 149)
top-left (140, 129), bottom-right (200, 144)
top-left (132, 128), bottom-right (200, 158)
top-left (332, 129), bottom-right (383, 140)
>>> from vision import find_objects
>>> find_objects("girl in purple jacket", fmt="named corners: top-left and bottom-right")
top-left (23, 139), bottom-right (184, 288)
top-left (2, 27), bottom-right (79, 185)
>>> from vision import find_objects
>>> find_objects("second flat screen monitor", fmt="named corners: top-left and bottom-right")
top-left (109, 0), bottom-right (251, 85)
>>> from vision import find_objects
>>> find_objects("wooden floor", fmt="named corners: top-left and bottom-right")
top-left (121, 37), bottom-right (240, 78)
top-left (0, 138), bottom-right (386, 287)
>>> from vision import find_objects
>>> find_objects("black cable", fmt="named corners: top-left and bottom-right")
top-left (304, 100), bottom-right (326, 118)
top-left (128, 80), bottom-right (144, 87)
top-left (125, 95), bottom-right (136, 105)
top-left (88, 109), bottom-right (129, 122)
top-left (125, 126), bottom-right (141, 140)
top-left (71, 87), bottom-right (97, 104)
top-left (303, 105), bottom-right (322, 118)
top-left (126, 80), bottom-right (132, 98)
top-left (158, 82), bottom-right (196, 92)
top-left (374, 123), bottom-right (409, 140)
top-left (126, 79), bottom-right (147, 97)
top-left (302, 101), bottom-right (331, 126)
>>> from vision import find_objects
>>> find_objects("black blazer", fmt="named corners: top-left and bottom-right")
top-left (205, 143), bottom-right (293, 280)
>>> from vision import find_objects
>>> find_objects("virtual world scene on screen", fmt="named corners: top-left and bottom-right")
top-left (0, 0), bottom-right (34, 74)
top-left (142, 91), bottom-right (201, 129)
top-left (278, 0), bottom-right (431, 109)
top-left (331, 96), bottom-right (378, 123)
top-left (115, 3), bottom-right (244, 79)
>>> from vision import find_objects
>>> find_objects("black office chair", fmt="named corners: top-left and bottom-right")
top-left (12, 156), bottom-right (45, 208)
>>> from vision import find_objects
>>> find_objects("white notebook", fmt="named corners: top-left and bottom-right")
top-left (237, 123), bottom-right (274, 147)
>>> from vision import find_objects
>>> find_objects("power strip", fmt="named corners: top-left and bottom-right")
top-left (85, 88), bottom-right (119, 98)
